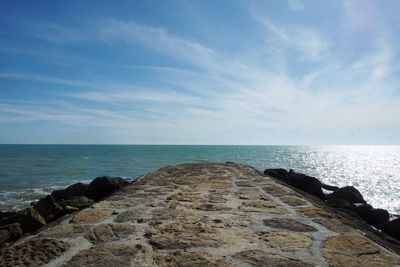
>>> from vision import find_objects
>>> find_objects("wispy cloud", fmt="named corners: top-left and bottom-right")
top-left (1, 2), bottom-right (400, 144)
top-left (256, 16), bottom-right (329, 61)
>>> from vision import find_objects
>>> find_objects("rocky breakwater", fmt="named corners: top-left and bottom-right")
top-left (1, 163), bottom-right (400, 266)
top-left (264, 168), bottom-right (400, 243)
top-left (0, 176), bottom-right (129, 246)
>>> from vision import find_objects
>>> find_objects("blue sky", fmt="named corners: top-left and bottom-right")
top-left (1, 0), bottom-right (400, 144)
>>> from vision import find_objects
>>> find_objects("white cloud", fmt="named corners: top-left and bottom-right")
top-left (2, 14), bottom-right (400, 144)
top-left (257, 16), bottom-right (329, 61)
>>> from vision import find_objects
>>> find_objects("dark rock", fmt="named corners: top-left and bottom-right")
top-left (321, 183), bottom-right (340, 191)
top-left (381, 218), bottom-right (400, 241)
top-left (85, 176), bottom-right (129, 201)
top-left (0, 223), bottom-right (23, 244)
top-left (33, 195), bottom-right (64, 223)
top-left (63, 196), bottom-right (94, 209)
top-left (354, 204), bottom-right (390, 228)
top-left (1, 208), bottom-right (46, 233)
top-left (263, 168), bottom-right (289, 180)
top-left (51, 182), bottom-right (88, 201)
top-left (0, 211), bottom-right (17, 221)
top-left (327, 186), bottom-right (365, 204)
top-left (264, 168), bottom-right (325, 199)
top-left (326, 198), bottom-right (355, 210)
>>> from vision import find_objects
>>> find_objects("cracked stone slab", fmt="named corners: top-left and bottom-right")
top-left (258, 231), bottom-right (313, 252)
top-left (263, 218), bottom-right (317, 232)
top-left (0, 238), bottom-right (69, 267)
top-left (234, 249), bottom-right (312, 267)
top-left (322, 233), bottom-right (400, 266)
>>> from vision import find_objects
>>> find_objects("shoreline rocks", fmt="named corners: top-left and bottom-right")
top-left (0, 176), bottom-right (131, 246)
top-left (264, 168), bottom-right (400, 242)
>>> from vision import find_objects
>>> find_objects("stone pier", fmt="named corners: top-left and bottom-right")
top-left (1, 163), bottom-right (399, 266)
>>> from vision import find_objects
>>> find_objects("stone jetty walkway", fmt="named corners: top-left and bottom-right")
top-left (1, 163), bottom-right (399, 266)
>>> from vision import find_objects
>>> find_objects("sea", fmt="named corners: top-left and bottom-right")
top-left (0, 145), bottom-right (399, 214)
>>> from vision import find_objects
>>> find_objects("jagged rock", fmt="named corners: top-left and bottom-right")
top-left (0, 208), bottom-right (45, 233)
top-left (0, 238), bottom-right (69, 267)
top-left (51, 182), bottom-right (88, 200)
top-left (264, 168), bottom-right (325, 199)
top-left (327, 186), bottom-right (365, 204)
top-left (326, 198), bottom-right (355, 209)
top-left (34, 195), bottom-right (65, 223)
top-left (0, 211), bottom-right (17, 220)
top-left (263, 168), bottom-right (288, 179)
top-left (63, 196), bottom-right (94, 209)
top-left (381, 218), bottom-right (400, 241)
top-left (354, 204), bottom-right (389, 228)
top-left (85, 176), bottom-right (129, 201)
top-left (0, 223), bottom-right (22, 244)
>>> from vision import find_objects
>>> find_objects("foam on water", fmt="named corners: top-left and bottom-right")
top-left (0, 145), bottom-right (399, 213)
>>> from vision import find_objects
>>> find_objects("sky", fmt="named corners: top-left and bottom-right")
top-left (1, 0), bottom-right (400, 145)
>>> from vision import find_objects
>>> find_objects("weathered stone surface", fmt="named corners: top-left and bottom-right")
top-left (313, 218), bottom-right (351, 232)
top-left (0, 238), bottom-right (68, 267)
top-left (149, 233), bottom-right (222, 249)
top-left (93, 200), bottom-right (135, 209)
top-left (154, 251), bottom-right (233, 267)
top-left (195, 203), bottom-right (231, 211)
top-left (237, 188), bottom-right (262, 200)
top-left (70, 209), bottom-right (113, 224)
top-left (115, 208), bottom-right (144, 223)
top-left (2, 163), bottom-right (399, 266)
top-left (235, 181), bottom-right (254, 187)
top-left (280, 195), bottom-right (307, 206)
top-left (262, 184), bottom-right (288, 196)
top-left (234, 249), bottom-right (312, 267)
top-left (297, 207), bottom-right (336, 219)
top-left (259, 231), bottom-right (313, 252)
top-left (38, 224), bottom-right (90, 239)
top-left (88, 223), bottom-right (135, 243)
top-left (64, 243), bottom-right (139, 267)
top-left (239, 200), bottom-right (286, 213)
top-left (263, 218), bottom-right (317, 232)
top-left (322, 233), bottom-right (400, 266)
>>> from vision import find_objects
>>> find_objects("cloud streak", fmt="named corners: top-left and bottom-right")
top-left (1, 1), bottom-right (400, 144)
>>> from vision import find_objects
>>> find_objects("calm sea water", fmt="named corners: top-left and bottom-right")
top-left (0, 145), bottom-right (399, 214)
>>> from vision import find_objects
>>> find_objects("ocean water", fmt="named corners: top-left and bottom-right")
top-left (0, 145), bottom-right (399, 214)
